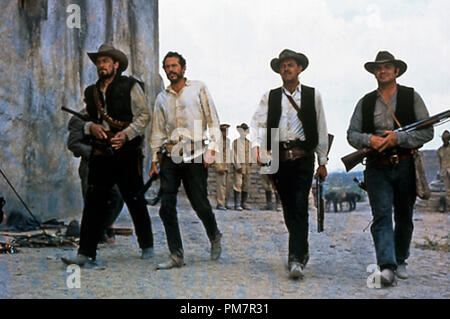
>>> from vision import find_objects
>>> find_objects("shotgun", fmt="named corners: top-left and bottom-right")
top-left (342, 109), bottom-right (450, 172)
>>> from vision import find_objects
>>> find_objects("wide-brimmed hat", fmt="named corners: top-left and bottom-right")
top-left (364, 51), bottom-right (407, 77)
top-left (87, 43), bottom-right (129, 73)
top-left (220, 124), bottom-right (230, 129)
top-left (237, 123), bottom-right (249, 130)
top-left (270, 49), bottom-right (309, 73)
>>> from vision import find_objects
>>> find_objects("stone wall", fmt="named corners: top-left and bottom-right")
top-left (0, 0), bottom-right (161, 220)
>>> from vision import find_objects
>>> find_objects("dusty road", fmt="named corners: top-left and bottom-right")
top-left (0, 200), bottom-right (448, 299)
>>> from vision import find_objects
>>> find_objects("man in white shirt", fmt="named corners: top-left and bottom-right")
top-left (251, 49), bottom-right (328, 279)
top-left (149, 52), bottom-right (222, 269)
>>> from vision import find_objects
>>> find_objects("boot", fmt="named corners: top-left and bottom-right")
top-left (439, 196), bottom-right (446, 212)
top-left (234, 191), bottom-right (242, 211)
top-left (261, 191), bottom-right (274, 210)
top-left (275, 193), bottom-right (282, 211)
top-left (241, 191), bottom-right (251, 210)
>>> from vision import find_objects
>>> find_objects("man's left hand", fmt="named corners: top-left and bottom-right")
top-left (378, 130), bottom-right (398, 152)
top-left (203, 149), bottom-right (216, 168)
top-left (111, 131), bottom-right (128, 150)
top-left (315, 165), bottom-right (327, 182)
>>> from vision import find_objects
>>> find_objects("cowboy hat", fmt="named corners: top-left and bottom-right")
top-left (364, 51), bottom-right (407, 77)
top-left (87, 43), bottom-right (129, 73)
top-left (270, 49), bottom-right (309, 73)
top-left (237, 123), bottom-right (249, 130)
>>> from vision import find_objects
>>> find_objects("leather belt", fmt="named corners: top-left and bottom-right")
top-left (279, 139), bottom-right (303, 151)
top-left (279, 146), bottom-right (310, 162)
top-left (163, 140), bottom-right (205, 157)
top-left (366, 153), bottom-right (412, 168)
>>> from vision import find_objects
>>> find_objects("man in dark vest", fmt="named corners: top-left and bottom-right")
top-left (251, 49), bottom-right (329, 279)
top-left (347, 51), bottom-right (433, 286)
top-left (62, 43), bottom-right (154, 267)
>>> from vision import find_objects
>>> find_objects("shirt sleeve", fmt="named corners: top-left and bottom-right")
top-left (396, 91), bottom-right (434, 148)
top-left (123, 83), bottom-right (151, 141)
top-left (68, 112), bottom-right (92, 159)
top-left (150, 94), bottom-right (168, 162)
top-left (314, 90), bottom-right (329, 165)
top-left (347, 98), bottom-right (373, 149)
top-left (250, 92), bottom-right (269, 149)
top-left (199, 84), bottom-right (221, 152)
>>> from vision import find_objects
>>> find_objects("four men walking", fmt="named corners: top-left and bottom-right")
top-left (61, 44), bottom-right (436, 287)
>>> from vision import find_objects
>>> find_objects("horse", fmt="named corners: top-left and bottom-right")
top-left (325, 192), bottom-right (361, 212)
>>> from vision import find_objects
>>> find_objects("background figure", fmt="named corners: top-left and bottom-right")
top-left (437, 130), bottom-right (450, 212)
top-left (232, 123), bottom-right (253, 210)
top-left (260, 174), bottom-right (281, 211)
top-left (215, 124), bottom-right (232, 210)
top-left (67, 110), bottom-right (124, 243)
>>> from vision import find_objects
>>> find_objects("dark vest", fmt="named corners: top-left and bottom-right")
top-left (361, 84), bottom-right (416, 134)
top-left (84, 75), bottom-right (144, 133)
top-left (266, 85), bottom-right (318, 151)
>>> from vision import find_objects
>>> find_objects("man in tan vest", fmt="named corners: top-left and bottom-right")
top-left (215, 124), bottom-right (232, 210)
top-left (232, 123), bottom-right (252, 210)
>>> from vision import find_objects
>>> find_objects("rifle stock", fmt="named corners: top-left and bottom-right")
top-left (341, 147), bottom-right (373, 172)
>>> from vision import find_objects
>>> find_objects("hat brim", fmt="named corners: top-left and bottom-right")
top-left (364, 59), bottom-right (407, 77)
top-left (87, 49), bottom-right (128, 73)
top-left (270, 54), bottom-right (309, 74)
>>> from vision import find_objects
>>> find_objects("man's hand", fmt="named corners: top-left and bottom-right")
top-left (369, 135), bottom-right (385, 152)
top-left (370, 131), bottom-right (398, 153)
top-left (149, 162), bottom-right (160, 177)
top-left (110, 131), bottom-right (128, 150)
top-left (90, 123), bottom-right (108, 139)
top-left (203, 149), bottom-right (216, 168)
top-left (253, 146), bottom-right (269, 167)
top-left (378, 131), bottom-right (398, 152)
top-left (315, 165), bottom-right (327, 182)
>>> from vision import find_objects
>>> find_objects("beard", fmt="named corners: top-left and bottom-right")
top-left (167, 71), bottom-right (184, 84)
top-left (98, 68), bottom-right (116, 80)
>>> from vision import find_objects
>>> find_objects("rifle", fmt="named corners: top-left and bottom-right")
top-left (316, 133), bottom-right (334, 233)
top-left (134, 171), bottom-right (159, 201)
top-left (61, 106), bottom-right (91, 122)
top-left (61, 106), bottom-right (115, 156)
top-left (342, 109), bottom-right (450, 172)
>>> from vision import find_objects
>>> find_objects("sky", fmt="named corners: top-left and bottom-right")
top-left (159, 0), bottom-right (450, 172)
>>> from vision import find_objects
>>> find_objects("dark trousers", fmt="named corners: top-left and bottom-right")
top-left (365, 158), bottom-right (416, 270)
top-left (159, 156), bottom-right (220, 258)
top-left (78, 148), bottom-right (153, 259)
top-left (274, 155), bottom-right (314, 265)
top-left (79, 158), bottom-right (124, 236)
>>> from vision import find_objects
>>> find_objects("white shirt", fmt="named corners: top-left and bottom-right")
top-left (150, 79), bottom-right (221, 162)
top-left (251, 84), bottom-right (329, 165)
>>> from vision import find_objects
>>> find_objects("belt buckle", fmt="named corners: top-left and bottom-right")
top-left (389, 154), bottom-right (399, 165)
top-left (288, 149), bottom-right (294, 160)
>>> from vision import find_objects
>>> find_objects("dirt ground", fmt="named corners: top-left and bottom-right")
top-left (0, 199), bottom-right (448, 299)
